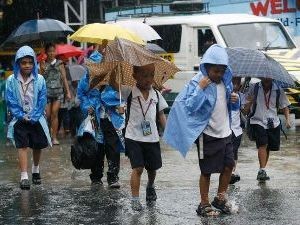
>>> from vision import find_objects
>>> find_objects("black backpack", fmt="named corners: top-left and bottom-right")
top-left (70, 133), bottom-right (100, 169)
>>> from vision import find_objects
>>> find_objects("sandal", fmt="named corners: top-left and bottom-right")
top-left (211, 197), bottom-right (232, 214)
top-left (196, 204), bottom-right (220, 217)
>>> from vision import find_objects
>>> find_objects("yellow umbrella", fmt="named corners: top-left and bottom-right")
top-left (69, 23), bottom-right (144, 45)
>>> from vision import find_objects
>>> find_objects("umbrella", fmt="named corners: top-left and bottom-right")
top-left (114, 21), bottom-right (161, 42)
top-left (69, 23), bottom-right (144, 45)
top-left (69, 64), bottom-right (86, 81)
top-left (97, 38), bottom-right (179, 88)
top-left (145, 43), bottom-right (167, 54)
top-left (226, 47), bottom-right (295, 86)
top-left (56, 44), bottom-right (83, 58)
top-left (1, 19), bottom-right (74, 47)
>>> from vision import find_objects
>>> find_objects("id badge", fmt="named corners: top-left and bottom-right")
top-left (141, 120), bottom-right (152, 136)
top-left (23, 96), bottom-right (30, 113)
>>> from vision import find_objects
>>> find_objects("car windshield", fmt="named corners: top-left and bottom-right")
top-left (218, 22), bottom-right (295, 50)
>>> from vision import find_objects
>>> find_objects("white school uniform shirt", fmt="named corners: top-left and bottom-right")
top-left (248, 82), bottom-right (290, 129)
top-left (122, 86), bottom-right (168, 143)
top-left (203, 81), bottom-right (232, 138)
top-left (17, 73), bottom-right (34, 114)
top-left (231, 92), bottom-right (245, 137)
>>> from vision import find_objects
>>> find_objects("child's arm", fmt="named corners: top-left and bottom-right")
top-left (159, 111), bottom-right (167, 130)
top-left (59, 64), bottom-right (71, 100)
top-left (185, 77), bottom-right (210, 112)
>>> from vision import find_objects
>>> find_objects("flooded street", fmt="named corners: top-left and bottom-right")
top-left (0, 130), bottom-right (299, 225)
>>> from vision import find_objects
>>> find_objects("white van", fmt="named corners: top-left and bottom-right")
top-left (111, 13), bottom-right (300, 111)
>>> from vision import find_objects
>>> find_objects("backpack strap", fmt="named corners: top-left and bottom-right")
top-left (125, 89), bottom-right (160, 132)
top-left (248, 82), bottom-right (260, 118)
top-left (125, 91), bottom-right (132, 130)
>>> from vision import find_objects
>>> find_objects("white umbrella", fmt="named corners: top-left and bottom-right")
top-left (115, 21), bottom-right (161, 41)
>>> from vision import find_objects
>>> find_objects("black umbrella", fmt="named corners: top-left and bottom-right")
top-left (1, 18), bottom-right (74, 48)
top-left (226, 47), bottom-right (295, 86)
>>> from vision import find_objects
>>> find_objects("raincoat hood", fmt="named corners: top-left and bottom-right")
top-left (199, 44), bottom-right (232, 81)
top-left (88, 50), bottom-right (103, 63)
top-left (13, 46), bottom-right (38, 78)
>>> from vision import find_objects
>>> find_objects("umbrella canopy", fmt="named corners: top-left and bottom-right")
top-left (56, 44), bottom-right (83, 58)
top-left (145, 43), bottom-right (167, 54)
top-left (69, 64), bottom-right (86, 81)
top-left (226, 47), bottom-right (295, 86)
top-left (1, 19), bottom-right (74, 47)
top-left (88, 38), bottom-right (179, 89)
top-left (114, 21), bottom-right (161, 42)
top-left (69, 23), bottom-right (144, 45)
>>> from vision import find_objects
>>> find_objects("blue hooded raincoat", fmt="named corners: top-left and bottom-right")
top-left (6, 46), bottom-right (52, 146)
top-left (163, 44), bottom-right (234, 157)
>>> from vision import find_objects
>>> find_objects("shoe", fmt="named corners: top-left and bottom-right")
top-left (108, 180), bottom-right (121, 189)
top-left (52, 139), bottom-right (60, 145)
top-left (20, 179), bottom-right (30, 190)
top-left (91, 180), bottom-right (103, 185)
top-left (196, 204), bottom-right (220, 217)
top-left (211, 197), bottom-right (232, 214)
top-left (229, 174), bottom-right (241, 184)
top-left (257, 170), bottom-right (270, 181)
top-left (131, 199), bottom-right (143, 211)
top-left (32, 173), bottom-right (41, 185)
top-left (107, 174), bottom-right (120, 189)
top-left (146, 186), bottom-right (157, 202)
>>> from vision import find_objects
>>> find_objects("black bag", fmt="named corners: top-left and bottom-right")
top-left (70, 133), bottom-right (100, 169)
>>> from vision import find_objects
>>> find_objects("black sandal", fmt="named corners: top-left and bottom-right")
top-left (211, 197), bottom-right (232, 214)
top-left (196, 204), bottom-right (220, 217)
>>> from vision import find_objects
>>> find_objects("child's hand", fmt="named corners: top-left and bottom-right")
top-left (199, 77), bottom-right (211, 89)
top-left (231, 93), bottom-right (239, 103)
top-left (88, 107), bottom-right (94, 115)
top-left (117, 106), bottom-right (125, 114)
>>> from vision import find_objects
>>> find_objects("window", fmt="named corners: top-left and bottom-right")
top-left (197, 28), bottom-right (216, 56)
top-left (151, 25), bottom-right (182, 53)
top-left (218, 22), bottom-right (295, 50)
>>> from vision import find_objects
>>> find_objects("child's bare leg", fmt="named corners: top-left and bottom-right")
top-left (131, 167), bottom-right (144, 197)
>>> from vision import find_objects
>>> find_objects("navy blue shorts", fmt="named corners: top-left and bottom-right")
top-left (125, 138), bottom-right (162, 171)
top-left (14, 120), bottom-right (48, 149)
top-left (253, 124), bottom-right (280, 151)
top-left (232, 133), bottom-right (242, 160)
top-left (197, 134), bottom-right (234, 174)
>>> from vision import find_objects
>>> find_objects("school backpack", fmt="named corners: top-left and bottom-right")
top-left (44, 60), bottom-right (64, 97)
top-left (246, 82), bottom-right (281, 141)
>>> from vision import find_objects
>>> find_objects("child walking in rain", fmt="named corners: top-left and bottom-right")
top-left (164, 44), bottom-right (238, 216)
top-left (6, 46), bottom-right (51, 190)
top-left (230, 77), bottom-right (244, 184)
top-left (119, 64), bottom-right (168, 211)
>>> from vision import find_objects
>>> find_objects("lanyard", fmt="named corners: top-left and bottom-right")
top-left (138, 97), bottom-right (152, 119)
top-left (20, 80), bottom-right (33, 100)
top-left (263, 88), bottom-right (272, 110)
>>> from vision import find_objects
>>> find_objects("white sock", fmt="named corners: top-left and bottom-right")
top-left (32, 165), bottom-right (40, 174)
top-left (259, 168), bottom-right (266, 172)
top-left (21, 172), bottom-right (28, 181)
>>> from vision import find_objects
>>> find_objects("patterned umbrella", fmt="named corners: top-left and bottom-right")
top-left (88, 38), bottom-right (179, 89)
top-left (226, 47), bottom-right (295, 86)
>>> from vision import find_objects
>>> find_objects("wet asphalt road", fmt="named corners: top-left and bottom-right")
top-left (0, 130), bottom-right (299, 225)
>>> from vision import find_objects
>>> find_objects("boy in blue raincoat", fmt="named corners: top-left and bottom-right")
top-left (163, 45), bottom-right (238, 216)
top-left (6, 46), bottom-right (51, 190)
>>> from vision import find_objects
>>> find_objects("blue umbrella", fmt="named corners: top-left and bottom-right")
top-left (226, 47), bottom-right (295, 87)
top-left (1, 18), bottom-right (74, 47)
